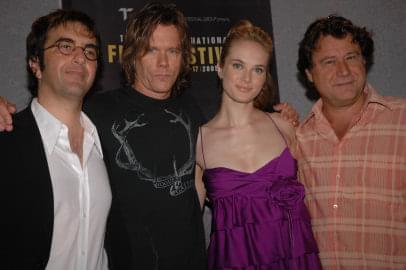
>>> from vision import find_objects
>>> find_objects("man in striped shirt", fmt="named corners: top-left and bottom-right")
top-left (296, 15), bottom-right (406, 269)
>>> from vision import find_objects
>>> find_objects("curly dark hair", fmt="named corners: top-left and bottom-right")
top-left (122, 2), bottom-right (191, 97)
top-left (26, 9), bottom-right (101, 97)
top-left (297, 15), bottom-right (374, 98)
top-left (219, 20), bottom-right (275, 110)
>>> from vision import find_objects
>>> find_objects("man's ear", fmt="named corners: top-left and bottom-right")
top-left (29, 57), bottom-right (42, 79)
top-left (305, 69), bottom-right (313, 83)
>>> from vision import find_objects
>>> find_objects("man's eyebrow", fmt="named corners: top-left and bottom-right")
top-left (53, 37), bottom-right (98, 47)
top-left (346, 51), bottom-right (361, 56)
top-left (319, 56), bottom-right (335, 62)
top-left (85, 43), bottom-right (99, 48)
top-left (53, 37), bottom-right (74, 43)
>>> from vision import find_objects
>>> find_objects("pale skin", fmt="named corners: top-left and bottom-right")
top-left (195, 40), bottom-right (297, 208)
top-left (305, 35), bottom-right (367, 140)
top-left (29, 22), bottom-right (98, 164)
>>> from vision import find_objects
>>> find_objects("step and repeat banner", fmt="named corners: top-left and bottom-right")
top-left (63, 0), bottom-right (278, 118)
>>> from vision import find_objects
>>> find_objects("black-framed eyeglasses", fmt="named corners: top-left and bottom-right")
top-left (43, 39), bottom-right (99, 61)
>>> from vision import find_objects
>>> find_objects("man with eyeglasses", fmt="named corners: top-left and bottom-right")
top-left (44, 39), bottom-right (99, 62)
top-left (0, 9), bottom-right (111, 270)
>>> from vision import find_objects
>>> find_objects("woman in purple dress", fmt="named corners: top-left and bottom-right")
top-left (195, 20), bottom-right (321, 269)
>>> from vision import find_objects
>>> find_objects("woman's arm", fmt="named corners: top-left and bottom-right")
top-left (194, 164), bottom-right (206, 210)
top-left (269, 112), bottom-right (299, 159)
top-left (195, 127), bottom-right (207, 210)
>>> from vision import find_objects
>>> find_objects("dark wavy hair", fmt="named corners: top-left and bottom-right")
top-left (26, 9), bottom-right (101, 97)
top-left (122, 2), bottom-right (191, 97)
top-left (297, 15), bottom-right (374, 98)
top-left (219, 20), bottom-right (275, 110)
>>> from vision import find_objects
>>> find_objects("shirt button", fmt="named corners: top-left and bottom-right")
top-left (336, 174), bottom-right (340, 180)
top-left (333, 204), bottom-right (338, 209)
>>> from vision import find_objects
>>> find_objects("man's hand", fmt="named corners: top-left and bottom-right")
top-left (273, 102), bottom-right (300, 127)
top-left (0, 96), bottom-right (16, 132)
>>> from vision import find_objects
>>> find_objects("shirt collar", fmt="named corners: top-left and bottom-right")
top-left (302, 83), bottom-right (392, 126)
top-left (364, 84), bottom-right (393, 110)
top-left (31, 98), bottom-right (103, 158)
top-left (80, 110), bottom-right (104, 158)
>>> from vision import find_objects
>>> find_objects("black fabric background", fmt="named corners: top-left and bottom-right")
top-left (63, 0), bottom-right (279, 119)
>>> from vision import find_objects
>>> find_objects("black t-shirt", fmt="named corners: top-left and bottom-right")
top-left (85, 86), bottom-right (207, 270)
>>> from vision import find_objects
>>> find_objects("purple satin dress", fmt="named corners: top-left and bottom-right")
top-left (204, 148), bottom-right (321, 269)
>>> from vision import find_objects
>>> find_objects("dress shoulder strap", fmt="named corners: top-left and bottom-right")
top-left (199, 126), bottom-right (207, 169)
top-left (265, 113), bottom-right (288, 146)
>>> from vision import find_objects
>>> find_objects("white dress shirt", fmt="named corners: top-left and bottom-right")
top-left (31, 99), bottom-right (111, 270)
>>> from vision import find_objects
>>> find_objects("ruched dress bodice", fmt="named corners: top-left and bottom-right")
top-left (204, 148), bottom-right (321, 269)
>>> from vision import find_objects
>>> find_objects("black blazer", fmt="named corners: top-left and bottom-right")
top-left (0, 106), bottom-right (54, 270)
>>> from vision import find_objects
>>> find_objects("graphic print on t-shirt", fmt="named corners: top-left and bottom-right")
top-left (111, 108), bottom-right (194, 196)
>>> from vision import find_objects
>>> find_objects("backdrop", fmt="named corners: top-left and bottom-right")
top-left (62, 0), bottom-right (278, 119)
